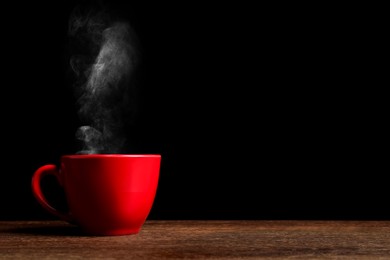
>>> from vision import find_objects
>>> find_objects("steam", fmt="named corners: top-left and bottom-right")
top-left (69, 7), bottom-right (138, 154)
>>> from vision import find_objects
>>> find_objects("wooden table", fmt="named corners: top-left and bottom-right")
top-left (1, 220), bottom-right (390, 259)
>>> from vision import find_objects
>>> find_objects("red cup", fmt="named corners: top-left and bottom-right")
top-left (32, 154), bottom-right (161, 235)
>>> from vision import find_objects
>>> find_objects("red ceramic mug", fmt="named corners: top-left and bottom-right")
top-left (32, 154), bottom-right (161, 235)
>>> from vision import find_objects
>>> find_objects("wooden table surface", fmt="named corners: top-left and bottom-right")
top-left (1, 220), bottom-right (390, 259)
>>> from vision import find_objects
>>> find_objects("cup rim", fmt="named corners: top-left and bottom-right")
top-left (62, 154), bottom-right (161, 159)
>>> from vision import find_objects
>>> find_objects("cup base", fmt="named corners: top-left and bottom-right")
top-left (82, 227), bottom-right (141, 236)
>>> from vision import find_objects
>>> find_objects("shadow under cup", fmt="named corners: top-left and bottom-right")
top-left (32, 154), bottom-right (161, 236)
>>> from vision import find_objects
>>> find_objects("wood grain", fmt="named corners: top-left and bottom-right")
top-left (1, 220), bottom-right (390, 259)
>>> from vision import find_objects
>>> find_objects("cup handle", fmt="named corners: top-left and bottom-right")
top-left (32, 164), bottom-right (74, 223)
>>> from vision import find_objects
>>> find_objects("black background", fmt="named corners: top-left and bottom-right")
top-left (0, 1), bottom-right (387, 220)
